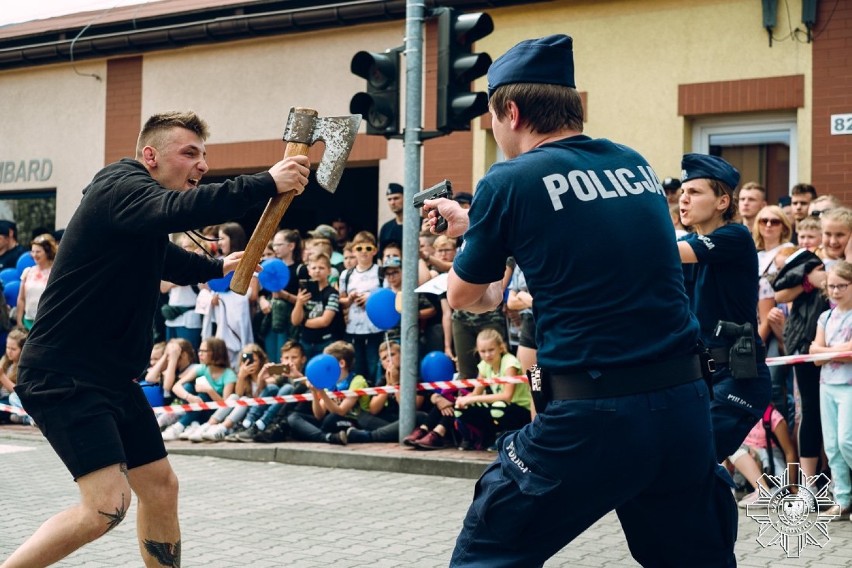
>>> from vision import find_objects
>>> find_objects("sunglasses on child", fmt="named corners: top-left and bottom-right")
top-left (354, 244), bottom-right (376, 252)
top-left (758, 218), bottom-right (782, 227)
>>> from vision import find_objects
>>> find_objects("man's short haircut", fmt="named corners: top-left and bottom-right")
top-left (791, 183), bottom-right (817, 199)
top-left (810, 194), bottom-right (841, 213)
top-left (323, 340), bottom-right (355, 370)
top-left (136, 111), bottom-right (209, 158)
top-left (738, 181), bottom-right (767, 199)
top-left (490, 83), bottom-right (584, 134)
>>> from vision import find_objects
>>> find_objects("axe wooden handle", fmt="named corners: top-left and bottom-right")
top-left (230, 139), bottom-right (310, 295)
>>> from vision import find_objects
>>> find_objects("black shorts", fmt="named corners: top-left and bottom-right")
top-left (518, 313), bottom-right (536, 349)
top-left (15, 368), bottom-right (167, 480)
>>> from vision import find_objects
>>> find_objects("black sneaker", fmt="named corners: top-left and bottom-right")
top-left (235, 425), bottom-right (260, 443)
top-left (345, 427), bottom-right (371, 444)
top-left (254, 423), bottom-right (288, 443)
top-left (325, 430), bottom-right (347, 445)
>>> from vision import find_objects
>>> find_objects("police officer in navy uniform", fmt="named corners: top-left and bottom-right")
top-left (677, 154), bottom-right (772, 461)
top-left (424, 35), bottom-right (736, 568)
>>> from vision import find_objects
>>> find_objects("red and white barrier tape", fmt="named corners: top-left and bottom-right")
top-left (4, 352), bottom-right (852, 420)
top-left (150, 376), bottom-right (528, 415)
top-left (764, 351), bottom-right (852, 367)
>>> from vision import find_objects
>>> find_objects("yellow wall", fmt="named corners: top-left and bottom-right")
top-left (0, 0), bottom-right (814, 227)
top-left (0, 61), bottom-right (107, 224)
top-left (475, 0), bottom-right (812, 181)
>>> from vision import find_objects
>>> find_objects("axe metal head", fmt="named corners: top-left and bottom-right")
top-left (283, 107), bottom-right (361, 193)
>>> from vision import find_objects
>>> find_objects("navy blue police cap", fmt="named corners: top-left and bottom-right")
top-left (680, 153), bottom-right (740, 190)
top-left (387, 183), bottom-right (403, 195)
top-left (487, 34), bottom-right (575, 97)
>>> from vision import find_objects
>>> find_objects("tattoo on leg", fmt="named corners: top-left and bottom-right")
top-left (98, 492), bottom-right (127, 533)
top-left (143, 539), bottom-right (181, 567)
top-left (119, 463), bottom-right (128, 479)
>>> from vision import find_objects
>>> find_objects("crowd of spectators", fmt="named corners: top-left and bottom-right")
top-left (1, 179), bottom-right (851, 512)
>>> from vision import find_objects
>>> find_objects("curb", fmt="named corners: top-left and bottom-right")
top-left (1, 429), bottom-right (490, 480)
top-left (168, 443), bottom-right (490, 479)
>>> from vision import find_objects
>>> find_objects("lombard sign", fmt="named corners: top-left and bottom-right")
top-left (0, 159), bottom-right (53, 184)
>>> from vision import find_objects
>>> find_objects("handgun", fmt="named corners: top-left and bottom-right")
top-left (413, 179), bottom-right (453, 233)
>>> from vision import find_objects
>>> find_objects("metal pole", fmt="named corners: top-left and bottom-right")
top-left (399, 0), bottom-right (425, 442)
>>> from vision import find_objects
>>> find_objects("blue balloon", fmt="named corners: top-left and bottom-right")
top-left (420, 351), bottom-right (456, 382)
top-left (258, 258), bottom-right (290, 292)
top-left (15, 252), bottom-right (35, 278)
top-left (0, 268), bottom-right (18, 285)
top-left (207, 271), bottom-right (234, 293)
top-left (305, 353), bottom-right (340, 390)
top-left (365, 288), bottom-right (400, 330)
top-left (3, 280), bottom-right (19, 306)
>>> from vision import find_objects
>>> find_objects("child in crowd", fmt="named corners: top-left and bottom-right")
top-left (234, 340), bottom-right (308, 442)
top-left (0, 329), bottom-right (30, 424)
top-left (419, 231), bottom-right (437, 276)
top-left (454, 329), bottom-right (531, 451)
top-left (147, 338), bottom-right (197, 404)
top-left (342, 241), bottom-right (357, 271)
top-left (820, 208), bottom-right (852, 269)
top-left (308, 237), bottom-right (341, 285)
top-left (809, 260), bottom-right (852, 518)
top-left (730, 404), bottom-right (797, 508)
top-left (797, 216), bottom-right (823, 254)
top-left (161, 337), bottom-right (237, 440)
top-left (427, 235), bottom-right (456, 275)
top-left (291, 253), bottom-right (343, 359)
top-left (287, 340), bottom-right (368, 445)
top-left (339, 231), bottom-right (383, 385)
top-left (190, 344), bottom-right (270, 442)
top-left (160, 233), bottom-right (205, 350)
top-left (346, 341), bottom-right (429, 444)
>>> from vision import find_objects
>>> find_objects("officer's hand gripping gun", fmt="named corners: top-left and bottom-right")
top-left (413, 179), bottom-right (453, 233)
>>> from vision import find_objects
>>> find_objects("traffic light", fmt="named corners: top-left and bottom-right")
top-left (349, 47), bottom-right (402, 137)
top-left (436, 8), bottom-right (494, 133)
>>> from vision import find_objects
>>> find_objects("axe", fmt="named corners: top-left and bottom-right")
top-left (230, 107), bottom-right (361, 295)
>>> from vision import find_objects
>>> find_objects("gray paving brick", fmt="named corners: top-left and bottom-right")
top-left (2, 433), bottom-right (850, 567)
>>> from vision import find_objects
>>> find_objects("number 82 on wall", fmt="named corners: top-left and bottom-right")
top-left (831, 113), bottom-right (852, 135)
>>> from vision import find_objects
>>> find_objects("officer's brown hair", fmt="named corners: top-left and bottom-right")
top-left (489, 83), bottom-right (584, 134)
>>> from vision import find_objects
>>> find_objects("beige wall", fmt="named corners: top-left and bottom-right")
top-left (0, 60), bottom-right (106, 225)
top-left (142, 21), bottom-right (407, 228)
top-left (0, 0), bottom-right (816, 228)
top-left (474, 0), bottom-right (812, 181)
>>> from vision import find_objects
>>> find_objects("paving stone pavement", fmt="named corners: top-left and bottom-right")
top-left (1, 435), bottom-right (850, 567)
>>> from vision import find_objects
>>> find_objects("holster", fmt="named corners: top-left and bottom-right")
top-left (527, 364), bottom-right (552, 412)
top-left (698, 346), bottom-right (716, 400)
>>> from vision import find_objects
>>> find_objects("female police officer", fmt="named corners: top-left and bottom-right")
top-left (425, 36), bottom-right (736, 568)
top-left (677, 154), bottom-right (772, 461)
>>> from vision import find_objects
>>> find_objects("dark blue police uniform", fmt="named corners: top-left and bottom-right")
top-left (680, 196), bottom-right (771, 461)
top-left (448, 35), bottom-right (736, 568)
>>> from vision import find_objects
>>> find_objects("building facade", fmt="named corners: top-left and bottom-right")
top-left (0, 0), bottom-right (849, 239)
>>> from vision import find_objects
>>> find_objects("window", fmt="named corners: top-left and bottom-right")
top-left (692, 115), bottom-right (797, 206)
top-left (0, 190), bottom-right (56, 241)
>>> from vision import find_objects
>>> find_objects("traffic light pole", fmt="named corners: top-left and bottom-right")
top-left (398, 0), bottom-right (425, 442)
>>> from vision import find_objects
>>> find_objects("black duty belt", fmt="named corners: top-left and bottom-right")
top-left (548, 354), bottom-right (703, 400)
top-left (709, 346), bottom-right (766, 364)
